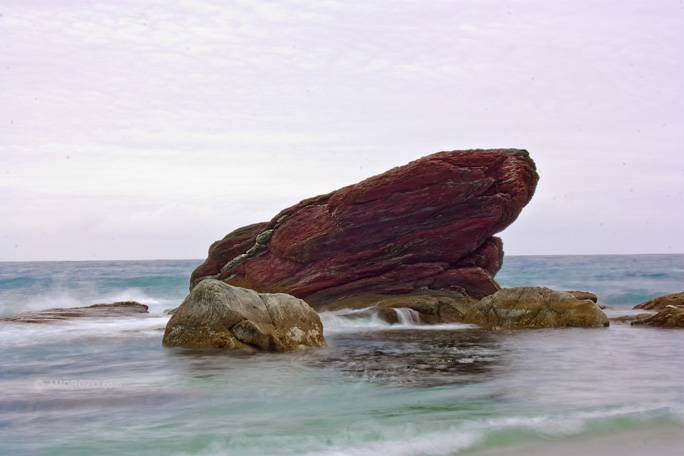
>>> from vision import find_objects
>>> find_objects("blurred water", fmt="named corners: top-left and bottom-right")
top-left (0, 256), bottom-right (683, 455)
top-left (0, 260), bottom-right (199, 316)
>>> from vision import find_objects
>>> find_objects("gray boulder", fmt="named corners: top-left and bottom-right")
top-left (162, 280), bottom-right (326, 351)
top-left (463, 286), bottom-right (609, 329)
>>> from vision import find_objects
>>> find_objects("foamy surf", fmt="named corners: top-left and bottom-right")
top-left (319, 308), bottom-right (477, 334)
top-left (166, 407), bottom-right (683, 456)
top-left (0, 314), bottom-right (171, 349)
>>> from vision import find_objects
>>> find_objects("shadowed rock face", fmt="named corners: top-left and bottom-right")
top-left (463, 287), bottom-right (610, 329)
top-left (191, 149), bottom-right (538, 307)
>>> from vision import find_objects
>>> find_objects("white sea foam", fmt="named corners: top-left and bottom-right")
top-left (4, 287), bottom-right (165, 314)
top-left (319, 309), bottom-right (476, 335)
top-left (174, 429), bottom-right (483, 456)
top-left (394, 307), bottom-right (421, 325)
top-left (170, 405), bottom-right (684, 456)
top-left (300, 430), bottom-right (483, 456)
top-left (0, 315), bottom-right (171, 349)
top-left (303, 406), bottom-right (684, 456)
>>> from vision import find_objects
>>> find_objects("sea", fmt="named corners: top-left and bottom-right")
top-left (0, 254), bottom-right (682, 456)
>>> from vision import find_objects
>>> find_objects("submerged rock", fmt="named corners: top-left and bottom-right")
top-left (191, 149), bottom-right (538, 306)
top-left (610, 313), bottom-right (652, 324)
top-left (631, 306), bottom-right (684, 328)
top-left (633, 292), bottom-right (684, 311)
top-left (0, 301), bottom-right (149, 323)
top-left (163, 280), bottom-right (326, 351)
top-left (462, 287), bottom-right (609, 329)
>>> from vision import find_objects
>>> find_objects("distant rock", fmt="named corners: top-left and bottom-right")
top-left (163, 280), bottom-right (326, 351)
top-left (567, 290), bottom-right (598, 303)
top-left (462, 287), bottom-right (609, 329)
top-left (631, 306), bottom-right (684, 328)
top-left (191, 149), bottom-right (538, 306)
top-left (566, 290), bottom-right (615, 309)
top-left (0, 301), bottom-right (149, 323)
top-left (633, 292), bottom-right (684, 311)
top-left (324, 291), bottom-right (478, 325)
top-left (609, 313), bottom-right (652, 324)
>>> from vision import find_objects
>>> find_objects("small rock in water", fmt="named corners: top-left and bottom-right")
top-left (567, 290), bottom-right (598, 303)
top-left (609, 313), bottom-right (652, 324)
top-left (567, 290), bottom-right (615, 309)
top-left (0, 301), bottom-right (149, 323)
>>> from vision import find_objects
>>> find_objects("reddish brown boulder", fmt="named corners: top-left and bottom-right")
top-left (191, 149), bottom-right (538, 307)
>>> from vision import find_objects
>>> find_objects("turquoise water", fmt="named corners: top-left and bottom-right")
top-left (496, 254), bottom-right (684, 306)
top-left (0, 255), bottom-right (683, 455)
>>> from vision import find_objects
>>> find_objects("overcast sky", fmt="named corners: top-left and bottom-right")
top-left (1, 0), bottom-right (683, 261)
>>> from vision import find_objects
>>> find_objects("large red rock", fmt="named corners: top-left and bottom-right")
top-left (191, 149), bottom-right (538, 307)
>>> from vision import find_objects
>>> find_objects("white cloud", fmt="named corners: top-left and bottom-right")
top-left (1, 0), bottom-right (682, 260)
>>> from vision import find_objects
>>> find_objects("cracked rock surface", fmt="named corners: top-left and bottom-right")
top-left (162, 280), bottom-right (326, 351)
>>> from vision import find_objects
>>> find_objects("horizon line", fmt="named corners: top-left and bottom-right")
top-left (1, 252), bottom-right (683, 263)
